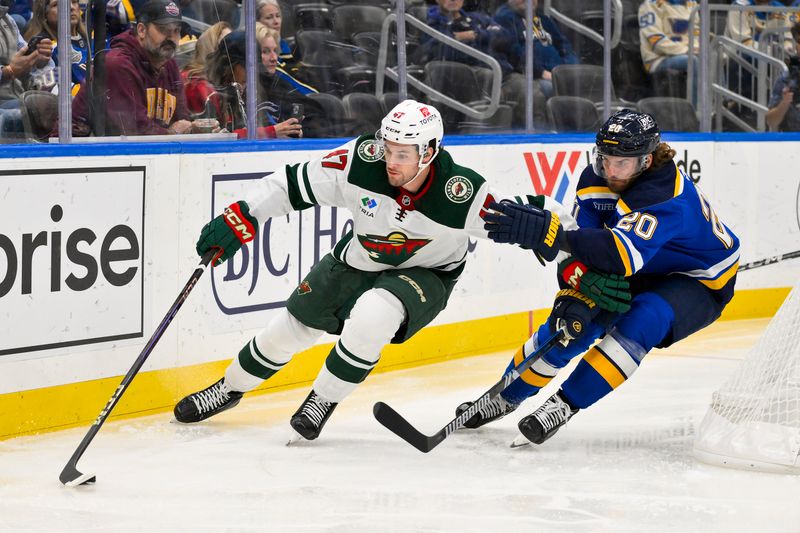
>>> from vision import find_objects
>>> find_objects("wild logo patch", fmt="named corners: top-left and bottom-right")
top-left (445, 176), bottom-right (473, 203)
top-left (296, 280), bottom-right (312, 295)
top-left (357, 139), bottom-right (384, 162)
top-left (357, 231), bottom-right (431, 266)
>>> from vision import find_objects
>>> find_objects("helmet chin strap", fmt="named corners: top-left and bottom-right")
top-left (397, 161), bottom-right (432, 189)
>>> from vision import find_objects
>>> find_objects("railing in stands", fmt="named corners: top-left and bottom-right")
top-left (375, 12), bottom-right (503, 121)
top-left (688, 3), bottom-right (798, 132)
top-left (711, 36), bottom-right (787, 133)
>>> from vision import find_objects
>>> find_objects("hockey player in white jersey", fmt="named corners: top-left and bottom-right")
top-left (173, 100), bottom-right (596, 441)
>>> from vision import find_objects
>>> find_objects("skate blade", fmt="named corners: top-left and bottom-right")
top-left (510, 434), bottom-right (531, 449)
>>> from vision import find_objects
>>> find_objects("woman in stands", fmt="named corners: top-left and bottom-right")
top-left (25, 0), bottom-right (87, 95)
top-left (182, 21), bottom-right (231, 116)
top-left (256, 0), bottom-right (293, 64)
top-left (257, 25), bottom-right (331, 137)
top-left (205, 30), bottom-right (302, 139)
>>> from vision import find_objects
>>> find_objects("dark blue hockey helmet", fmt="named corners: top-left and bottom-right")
top-left (595, 109), bottom-right (660, 157)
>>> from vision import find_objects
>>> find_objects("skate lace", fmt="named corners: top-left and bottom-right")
top-left (534, 396), bottom-right (573, 433)
top-left (481, 397), bottom-right (510, 419)
top-left (191, 381), bottom-right (231, 414)
top-left (301, 394), bottom-right (332, 428)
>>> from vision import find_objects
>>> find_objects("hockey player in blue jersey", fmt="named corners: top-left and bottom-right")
top-left (459, 109), bottom-right (740, 446)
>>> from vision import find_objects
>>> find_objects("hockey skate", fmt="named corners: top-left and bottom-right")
top-left (515, 391), bottom-right (578, 445)
top-left (174, 378), bottom-right (244, 423)
top-left (455, 395), bottom-right (518, 429)
top-left (289, 390), bottom-right (338, 440)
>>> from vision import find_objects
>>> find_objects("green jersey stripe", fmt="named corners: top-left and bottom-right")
top-left (301, 162), bottom-right (318, 205)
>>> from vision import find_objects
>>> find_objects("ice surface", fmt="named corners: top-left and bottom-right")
top-left (1, 319), bottom-right (799, 532)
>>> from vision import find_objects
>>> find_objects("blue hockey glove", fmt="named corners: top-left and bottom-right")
top-left (558, 258), bottom-right (631, 313)
top-left (549, 289), bottom-right (600, 342)
top-left (484, 201), bottom-right (564, 262)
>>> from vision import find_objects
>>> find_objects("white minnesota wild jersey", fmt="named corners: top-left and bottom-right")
top-left (245, 134), bottom-right (571, 273)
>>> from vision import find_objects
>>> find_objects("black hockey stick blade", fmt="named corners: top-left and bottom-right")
top-left (373, 402), bottom-right (444, 453)
top-left (59, 249), bottom-right (217, 486)
top-left (373, 328), bottom-right (566, 453)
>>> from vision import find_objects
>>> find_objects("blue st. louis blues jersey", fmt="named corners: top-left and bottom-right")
top-left (565, 160), bottom-right (740, 291)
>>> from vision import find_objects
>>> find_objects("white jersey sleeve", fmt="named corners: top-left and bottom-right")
top-left (245, 139), bottom-right (357, 223)
top-left (460, 183), bottom-right (577, 240)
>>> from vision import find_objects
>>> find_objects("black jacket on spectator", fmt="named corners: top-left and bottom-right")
top-left (258, 69), bottom-right (336, 137)
top-left (424, 6), bottom-right (510, 72)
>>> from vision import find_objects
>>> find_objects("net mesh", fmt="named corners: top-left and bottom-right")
top-left (693, 281), bottom-right (800, 473)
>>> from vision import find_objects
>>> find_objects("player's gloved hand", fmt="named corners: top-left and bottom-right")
top-left (549, 288), bottom-right (600, 342)
top-left (483, 201), bottom-right (564, 263)
top-left (558, 258), bottom-right (632, 313)
top-left (196, 200), bottom-right (257, 266)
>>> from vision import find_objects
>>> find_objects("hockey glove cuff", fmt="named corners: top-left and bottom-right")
top-left (558, 258), bottom-right (632, 314)
top-left (196, 201), bottom-right (258, 266)
top-left (549, 289), bottom-right (600, 342)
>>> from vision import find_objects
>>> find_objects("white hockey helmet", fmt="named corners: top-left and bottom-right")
top-left (377, 99), bottom-right (444, 170)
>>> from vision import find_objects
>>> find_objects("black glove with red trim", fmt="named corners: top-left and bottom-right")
top-left (196, 201), bottom-right (257, 266)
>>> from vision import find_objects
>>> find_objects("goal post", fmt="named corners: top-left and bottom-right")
top-left (693, 281), bottom-right (800, 474)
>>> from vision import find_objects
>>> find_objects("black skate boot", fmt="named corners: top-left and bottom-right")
top-left (517, 391), bottom-right (578, 445)
top-left (455, 395), bottom-right (518, 429)
top-left (290, 390), bottom-right (338, 440)
top-left (174, 378), bottom-right (243, 423)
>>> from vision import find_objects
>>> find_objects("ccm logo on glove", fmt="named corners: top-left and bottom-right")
top-left (223, 202), bottom-right (256, 244)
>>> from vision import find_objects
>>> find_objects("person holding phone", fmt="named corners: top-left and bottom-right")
top-left (204, 30), bottom-right (301, 139)
top-left (0, 7), bottom-right (54, 138)
top-left (256, 25), bottom-right (336, 137)
top-left (25, 0), bottom-right (90, 96)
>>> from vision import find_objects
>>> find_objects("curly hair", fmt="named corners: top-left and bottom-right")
top-left (651, 142), bottom-right (677, 169)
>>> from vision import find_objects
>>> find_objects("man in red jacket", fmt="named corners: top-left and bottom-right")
top-left (72, 0), bottom-right (214, 136)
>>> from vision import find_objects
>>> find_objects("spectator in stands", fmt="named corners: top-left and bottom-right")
top-left (71, 0), bottom-right (214, 135)
top-left (638, 0), bottom-right (698, 104)
top-left (424, 0), bottom-right (507, 70)
top-left (766, 22), bottom-right (800, 130)
top-left (25, 0), bottom-right (89, 96)
top-left (727, 0), bottom-right (795, 56)
top-left (256, 0), bottom-right (292, 63)
top-left (206, 30), bottom-right (301, 138)
top-left (255, 21), bottom-right (315, 96)
top-left (0, 3), bottom-right (55, 137)
top-left (257, 25), bottom-right (331, 137)
top-left (492, 0), bottom-right (578, 98)
top-left (182, 20), bottom-right (230, 115)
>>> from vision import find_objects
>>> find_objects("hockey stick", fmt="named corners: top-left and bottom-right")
top-left (738, 250), bottom-right (800, 272)
top-left (373, 327), bottom-right (567, 453)
top-left (59, 249), bottom-right (217, 486)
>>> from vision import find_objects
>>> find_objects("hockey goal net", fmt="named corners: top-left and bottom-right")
top-left (693, 280), bottom-right (800, 474)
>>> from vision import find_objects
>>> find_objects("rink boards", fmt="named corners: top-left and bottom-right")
top-left (0, 133), bottom-right (797, 438)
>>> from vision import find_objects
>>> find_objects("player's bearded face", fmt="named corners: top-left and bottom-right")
top-left (384, 141), bottom-right (422, 187)
top-left (602, 154), bottom-right (645, 192)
